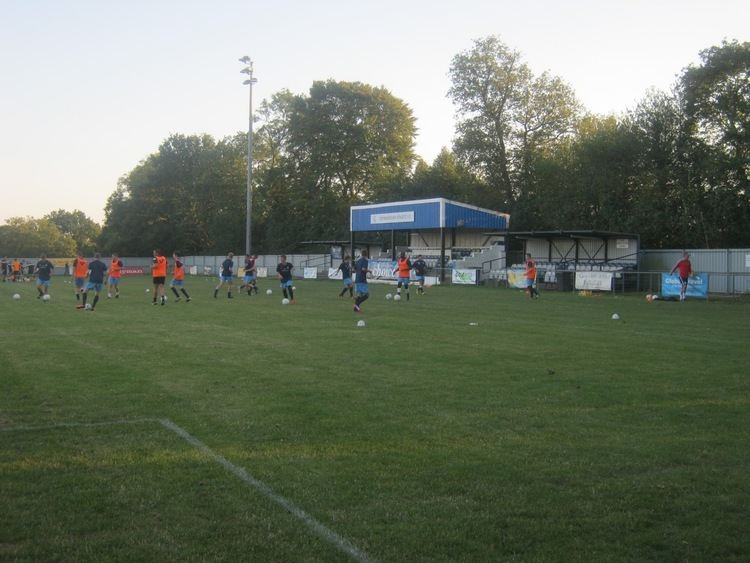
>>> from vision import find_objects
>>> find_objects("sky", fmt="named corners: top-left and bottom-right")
top-left (0, 0), bottom-right (747, 224)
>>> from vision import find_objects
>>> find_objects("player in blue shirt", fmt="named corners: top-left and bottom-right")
top-left (214, 252), bottom-right (235, 299)
top-left (35, 254), bottom-right (54, 299)
top-left (77, 253), bottom-right (107, 311)
top-left (336, 255), bottom-right (354, 298)
top-left (353, 250), bottom-right (370, 313)
top-left (276, 255), bottom-right (295, 303)
top-left (240, 254), bottom-right (258, 296)
top-left (412, 255), bottom-right (427, 295)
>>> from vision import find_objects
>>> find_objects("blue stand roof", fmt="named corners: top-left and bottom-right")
top-left (350, 198), bottom-right (509, 232)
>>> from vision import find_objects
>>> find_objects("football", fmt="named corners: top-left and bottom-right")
top-left (611, 313), bottom-right (620, 320)
top-left (393, 294), bottom-right (401, 301)
top-left (85, 303), bottom-right (92, 310)
top-left (266, 289), bottom-right (272, 295)
top-left (385, 293), bottom-right (393, 300)
top-left (42, 294), bottom-right (51, 302)
top-left (357, 320), bottom-right (365, 327)
top-left (281, 298), bottom-right (290, 305)
top-left (12, 293), bottom-right (20, 300)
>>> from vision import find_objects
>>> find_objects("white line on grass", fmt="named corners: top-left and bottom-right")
top-left (1, 417), bottom-right (374, 563)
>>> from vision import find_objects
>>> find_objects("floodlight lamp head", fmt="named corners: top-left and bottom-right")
top-left (240, 67), bottom-right (252, 74)
top-left (239, 56), bottom-right (251, 64)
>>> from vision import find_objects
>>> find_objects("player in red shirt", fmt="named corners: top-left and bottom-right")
top-left (670, 252), bottom-right (693, 302)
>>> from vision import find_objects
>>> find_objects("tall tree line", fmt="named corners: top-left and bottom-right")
top-left (5, 37), bottom-right (743, 257)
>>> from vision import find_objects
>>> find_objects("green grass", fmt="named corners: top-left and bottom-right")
top-left (1, 277), bottom-right (749, 561)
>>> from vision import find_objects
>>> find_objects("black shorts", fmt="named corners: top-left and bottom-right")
top-left (679, 276), bottom-right (689, 285)
top-left (153, 276), bottom-right (166, 285)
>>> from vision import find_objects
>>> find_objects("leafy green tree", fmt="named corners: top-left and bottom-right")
top-left (448, 36), bottom-right (580, 218)
top-left (253, 81), bottom-right (417, 250)
top-left (680, 40), bottom-right (750, 247)
top-left (0, 217), bottom-right (76, 257)
top-left (45, 209), bottom-right (101, 254)
top-left (402, 148), bottom-right (485, 203)
top-left (99, 134), bottom-right (246, 255)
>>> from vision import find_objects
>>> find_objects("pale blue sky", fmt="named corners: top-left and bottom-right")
top-left (1, 0), bottom-right (747, 223)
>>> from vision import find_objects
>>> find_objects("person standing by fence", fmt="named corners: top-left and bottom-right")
top-left (670, 252), bottom-right (693, 302)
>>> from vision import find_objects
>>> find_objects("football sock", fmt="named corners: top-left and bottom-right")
top-left (76, 293), bottom-right (80, 301)
top-left (227, 292), bottom-right (232, 298)
top-left (171, 287), bottom-right (180, 298)
top-left (82, 293), bottom-right (88, 306)
top-left (213, 289), bottom-right (218, 298)
top-left (181, 288), bottom-right (190, 298)
top-left (92, 295), bottom-right (99, 309)
top-left (288, 287), bottom-right (294, 300)
top-left (283, 289), bottom-right (289, 299)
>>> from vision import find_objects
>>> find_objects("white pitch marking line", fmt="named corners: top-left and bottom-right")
top-left (0, 418), bottom-right (375, 563)
top-left (158, 419), bottom-right (374, 563)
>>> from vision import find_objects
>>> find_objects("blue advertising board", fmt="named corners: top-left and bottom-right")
top-left (661, 273), bottom-right (709, 299)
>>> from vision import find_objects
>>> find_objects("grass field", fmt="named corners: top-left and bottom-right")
top-left (1, 276), bottom-right (749, 562)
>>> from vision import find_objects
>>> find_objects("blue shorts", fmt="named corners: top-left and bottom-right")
top-left (86, 282), bottom-right (103, 292)
top-left (108, 277), bottom-right (120, 285)
top-left (415, 275), bottom-right (425, 282)
top-left (244, 275), bottom-right (256, 284)
top-left (526, 279), bottom-right (535, 288)
top-left (280, 279), bottom-right (293, 289)
top-left (355, 282), bottom-right (369, 295)
top-left (398, 276), bottom-right (410, 287)
top-left (220, 275), bottom-right (233, 283)
top-left (342, 277), bottom-right (353, 287)
top-left (171, 279), bottom-right (184, 287)
top-left (74, 277), bottom-right (86, 288)
top-left (37, 279), bottom-right (50, 287)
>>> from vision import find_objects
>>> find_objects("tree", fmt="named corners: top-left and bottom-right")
top-left (448, 36), bottom-right (580, 219)
top-left (253, 80), bottom-right (417, 250)
top-left (679, 40), bottom-right (750, 247)
top-left (404, 148), bottom-right (484, 203)
top-left (0, 217), bottom-right (76, 257)
top-left (99, 134), bottom-right (247, 255)
top-left (45, 209), bottom-right (101, 254)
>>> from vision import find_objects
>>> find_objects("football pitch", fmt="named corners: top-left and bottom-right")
top-left (1, 277), bottom-right (748, 561)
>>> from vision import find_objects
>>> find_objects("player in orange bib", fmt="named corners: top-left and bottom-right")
top-left (525, 253), bottom-right (539, 299)
top-left (107, 253), bottom-right (124, 298)
top-left (170, 252), bottom-right (191, 302)
top-left (11, 258), bottom-right (22, 282)
top-left (72, 253), bottom-right (88, 302)
top-left (392, 252), bottom-right (413, 301)
top-left (151, 249), bottom-right (168, 305)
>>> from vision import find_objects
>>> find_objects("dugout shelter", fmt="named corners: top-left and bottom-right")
top-left (350, 198), bottom-right (510, 280)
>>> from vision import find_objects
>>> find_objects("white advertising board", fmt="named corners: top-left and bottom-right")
top-left (370, 211), bottom-right (415, 225)
top-left (452, 268), bottom-right (478, 285)
top-left (575, 271), bottom-right (613, 291)
top-left (303, 267), bottom-right (318, 279)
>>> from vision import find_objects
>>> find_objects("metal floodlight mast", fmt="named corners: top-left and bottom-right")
top-left (239, 57), bottom-right (258, 256)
